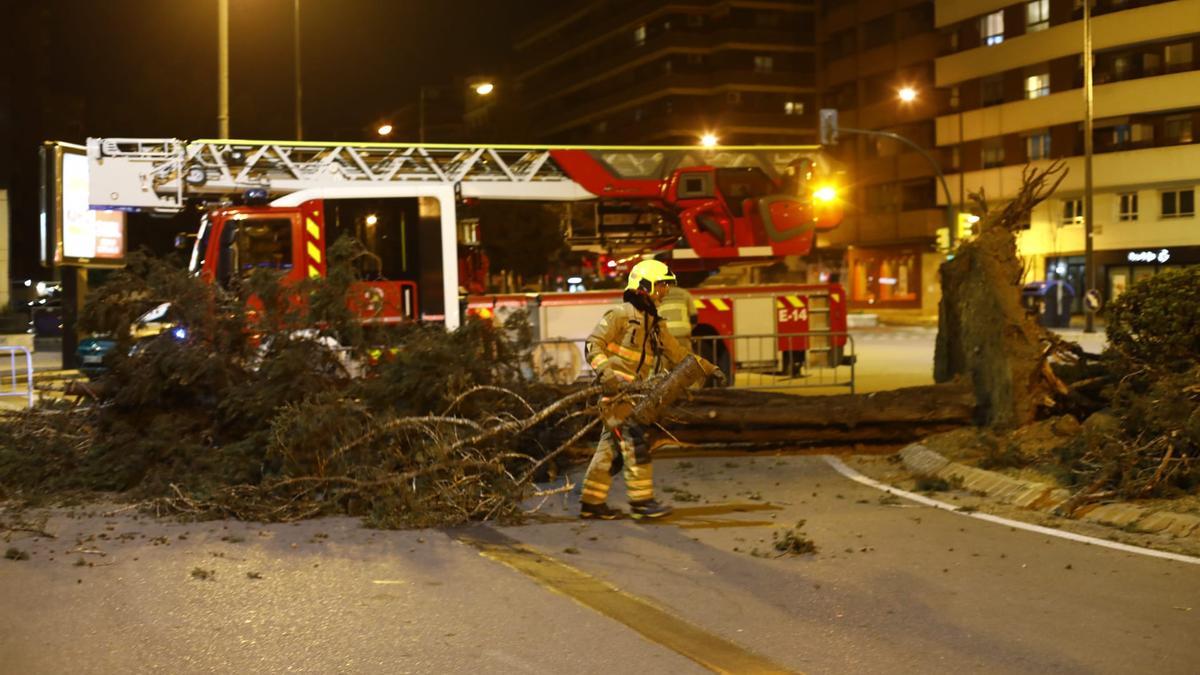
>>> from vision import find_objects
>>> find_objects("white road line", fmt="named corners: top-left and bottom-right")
top-left (822, 455), bottom-right (1200, 566)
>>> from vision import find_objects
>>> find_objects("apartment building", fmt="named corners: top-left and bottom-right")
top-left (935, 0), bottom-right (1200, 310)
top-left (514, 0), bottom-right (820, 145)
top-left (818, 0), bottom-right (945, 314)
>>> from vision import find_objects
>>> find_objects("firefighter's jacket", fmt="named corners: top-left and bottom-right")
top-left (586, 302), bottom-right (691, 383)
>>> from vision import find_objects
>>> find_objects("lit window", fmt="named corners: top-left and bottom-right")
top-left (1161, 189), bottom-right (1195, 218)
top-left (1164, 115), bottom-right (1194, 144)
top-left (754, 55), bottom-right (774, 73)
top-left (1061, 198), bottom-right (1083, 226)
top-left (1026, 0), bottom-right (1049, 32)
top-left (1024, 72), bottom-right (1050, 99)
top-left (1118, 192), bottom-right (1138, 221)
top-left (633, 24), bottom-right (646, 46)
top-left (1026, 132), bottom-right (1051, 160)
top-left (784, 100), bottom-right (804, 115)
top-left (981, 10), bottom-right (1004, 46)
top-left (1165, 42), bottom-right (1194, 72)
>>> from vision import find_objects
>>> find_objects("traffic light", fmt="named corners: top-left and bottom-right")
top-left (935, 227), bottom-right (951, 252)
top-left (957, 212), bottom-right (980, 241)
top-left (819, 108), bottom-right (839, 146)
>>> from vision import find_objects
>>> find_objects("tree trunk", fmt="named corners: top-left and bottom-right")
top-left (653, 381), bottom-right (976, 445)
top-left (934, 163), bottom-right (1068, 429)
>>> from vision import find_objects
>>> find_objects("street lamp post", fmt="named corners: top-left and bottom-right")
top-left (293, 0), bottom-right (302, 140)
top-left (217, 0), bottom-right (230, 138)
top-left (1083, 0), bottom-right (1097, 333)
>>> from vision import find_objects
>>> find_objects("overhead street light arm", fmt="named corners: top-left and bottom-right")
top-left (838, 126), bottom-right (958, 248)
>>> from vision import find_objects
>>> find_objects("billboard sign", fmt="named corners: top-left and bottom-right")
top-left (40, 142), bottom-right (126, 268)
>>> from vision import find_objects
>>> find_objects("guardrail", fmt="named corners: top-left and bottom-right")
top-left (529, 331), bottom-right (855, 393)
top-left (0, 346), bottom-right (35, 409)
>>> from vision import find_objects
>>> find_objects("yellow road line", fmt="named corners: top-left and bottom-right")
top-left (462, 535), bottom-right (798, 674)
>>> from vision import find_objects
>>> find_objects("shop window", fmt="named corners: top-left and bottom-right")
top-left (1164, 115), bottom-right (1194, 144)
top-left (981, 75), bottom-right (1005, 107)
top-left (1026, 0), bottom-right (1049, 32)
top-left (1165, 42), bottom-right (1193, 72)
top-left (1161, 189), bottom-right (1195, 218)
top-left (849, 249), bottom-right (920, 306)
top-left (980, 10), bottom-right (1004, 46)
top-left (754, 55), bottom-right (774, 73)
top-left (1118, 192), bottom-right (1138, 221)
top-left (1061, 198), bottom-right (1083, 226)
top-left (1025, 72), bottom-right (1050, 99)
top-left (981, 139), bottom-right (1005, 168)
top-left (1026, 132), bottom-right (1051, 160)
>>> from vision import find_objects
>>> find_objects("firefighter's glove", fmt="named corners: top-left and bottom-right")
top-left (597, 367), bottom-right (623, 394)
top-left (709, 368), bottom-right (728, 388)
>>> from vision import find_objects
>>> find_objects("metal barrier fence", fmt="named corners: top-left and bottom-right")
top-left (529, 331), bottom-right (855, 393)
top-left (0, 346), bottom-right (35, 409)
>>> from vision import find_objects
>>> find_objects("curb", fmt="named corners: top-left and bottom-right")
top-left (898, 443), bottom-right (1200, 541)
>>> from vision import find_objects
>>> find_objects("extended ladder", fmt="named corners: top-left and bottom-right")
top-left (86, 138), bottom-right (823, 212)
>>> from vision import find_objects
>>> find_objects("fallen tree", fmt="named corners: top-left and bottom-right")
top-left (660, 382), bottom-right (975, 445)
top-left (934, 162), bottom-right (1073, 428)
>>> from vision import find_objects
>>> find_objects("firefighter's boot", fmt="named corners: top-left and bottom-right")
top-left (579, 502), bottom-right (624, 520)
top-left (630, 499), bottom-right (673, 520)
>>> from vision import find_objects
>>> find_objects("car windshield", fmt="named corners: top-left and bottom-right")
top-left (134, 302), bottom-right (173, 325)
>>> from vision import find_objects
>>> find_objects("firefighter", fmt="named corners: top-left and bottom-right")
top-left (658, 284), bottom-right (698, 343)
top-left (580, 259), bottom-right (720, 520)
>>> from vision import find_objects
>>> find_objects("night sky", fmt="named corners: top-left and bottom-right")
top-left (1, 0), bottom-right (553, 280)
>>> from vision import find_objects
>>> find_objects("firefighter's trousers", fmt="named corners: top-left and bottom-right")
top-left (580, 423), bottom-right (654, 505)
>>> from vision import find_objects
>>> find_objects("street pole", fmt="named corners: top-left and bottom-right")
top-left (217, 0), bottom-right (230, 138)
top-left (1083, 1), bottom-right (1096, 333)
top-left (958, 102), bottom-right (965, 222)
top-left (293, 0), bottom-right (302, 140)
top-left (840, 126), bottom-right (957, 246)
top-left (419, 86), bottom-right (427, 143)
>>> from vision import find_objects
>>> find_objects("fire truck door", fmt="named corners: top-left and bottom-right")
top-left (775, 294), bottom-right (810, 377)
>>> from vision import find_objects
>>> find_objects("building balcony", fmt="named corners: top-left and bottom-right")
top-left (537, 70), bottom-right (816, 136)
top-left (939, 142), bottom-right (1200, 205)
top-left (562, 110), bottom-right (817, 144)
top-left (936, 0), bottom-right (1200, 88)
top-left (936, 69), bottom-right (1200, 146)
top-left (522, 28), bottom-right (815, 104)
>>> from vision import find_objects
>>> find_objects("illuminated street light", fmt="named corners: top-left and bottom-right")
top-left (377, 123), bottom-right (393, 137)
top-left (365, 214), bottom-right (378, 226)
top-left (474, 82), bottom-right (495, 96)
top-left (898, 86), bottom-right (917, 103)
top-left (700, 133), bottom-right (719, 148)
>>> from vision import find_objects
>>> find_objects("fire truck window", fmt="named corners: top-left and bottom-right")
top-left (236, 219), bottom-right (293, 275)
top-left (678, 173), bottom-right (713, 199)
top-left (716, 168), bottom-right (774, 201)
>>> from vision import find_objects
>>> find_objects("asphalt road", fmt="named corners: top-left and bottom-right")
top-left (3, 454), bottom-right (1196, 674)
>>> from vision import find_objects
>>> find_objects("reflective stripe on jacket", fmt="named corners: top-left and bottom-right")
top-left (585, 302), bottom-right (690, 382)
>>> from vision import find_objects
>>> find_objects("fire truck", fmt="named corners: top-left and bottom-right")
top-left (467, 283), bottom-right (849, 384)
top-left (77, 138), bottom-right (842, 329)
